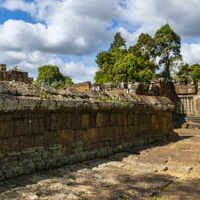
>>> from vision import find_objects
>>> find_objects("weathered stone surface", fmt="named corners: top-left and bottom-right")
top-left (0, 81), bottom-right (176, 181)
top-left (0, 81), bottom-right (174, 112)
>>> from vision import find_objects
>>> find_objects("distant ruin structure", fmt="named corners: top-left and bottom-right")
top-left (67, 79), bottom-right (200, 122)
top-left (0, 64), bottom-right (33, 84)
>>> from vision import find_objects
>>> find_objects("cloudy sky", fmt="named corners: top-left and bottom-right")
top-left (0, 0), bottom-right (200, 83)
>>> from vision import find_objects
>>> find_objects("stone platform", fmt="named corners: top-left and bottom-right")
top-left (0, 128), bottom-right (199, 199)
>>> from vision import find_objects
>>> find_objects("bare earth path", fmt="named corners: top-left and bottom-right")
top-left (0, 129), bottom-right (200, 200)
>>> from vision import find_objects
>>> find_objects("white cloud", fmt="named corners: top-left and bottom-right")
top-left (0, 0), bottom-right (200, 83)
top-left (44, 56), bottom-right (97, 83)
top-left (0, 0), bottom-right (35, 13)
top-left (182, 43), bottom-right (200, 64)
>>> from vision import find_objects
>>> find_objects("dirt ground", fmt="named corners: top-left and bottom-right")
top-left (0, 128), bottom-right (200, 200)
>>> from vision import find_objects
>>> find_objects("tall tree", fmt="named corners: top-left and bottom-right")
top-left (35, 65), bottom-right (73, 89)
top-left (190, 63), bottom-right (200, 82)
top-left (129, 33), bottom-right (155, 61)
top-left (176, 63), bottom-right (200, 83)
top-left (175, 62), bottom-right (191, 81)
top-left (95, 32), bottom-right (127, 84)
top-left (154, 24), bottom-right (182, 79)
top-left (109, 32), bottom-right (126, 51)
top-left (95, 31), bottom-right (156, 83)
top-left (112, 53), bottom-right (155, 82)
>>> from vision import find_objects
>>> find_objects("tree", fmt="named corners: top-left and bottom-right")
top-left (11, 65), bottom-right (21, 71)
top-left (95, 31), bottom-right (156, 83)
top-left (129, 33), bottom-right (155, 61)
top-left (154, 24), bottom-right (182, 79)
top-left (94, 24), bottom-right (183, 84)
top-left (112, 53), bottom-right (155, 82)
top-left (190, 64), bottom-right (200, 82)
top-left (35, 65), bottom-right (73, 89)
top-left (175, 63), bottom-right (200, 83)
top-left (109, 32), bottom-right (126, 51)
top-left (175, 62), bottom-right (191, 81)
top-left (94, 51), bottom-right (114, 83)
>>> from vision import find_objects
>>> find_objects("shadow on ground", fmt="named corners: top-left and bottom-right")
top-left (0, 130), bottom-right (197, 199)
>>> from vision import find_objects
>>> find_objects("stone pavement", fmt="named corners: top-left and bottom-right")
top-left (0, 129), bottom-right (200, 200)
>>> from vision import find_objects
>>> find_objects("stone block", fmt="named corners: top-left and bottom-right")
top-left (113, 126), bottom-right (124, 139)
top-left (23, 162), bottom-right (36, 174)
top-left (34, 134), bottom-right (44, 146)
top-left (0, 139), bottom-right (2, 152)
top-left (96, 113), bottom-right (103, 127)
top-left (44, 113), bottom-right (51, 131)
top-left (81, 114), bottom-right (89, 129)
top-left (2, 137), bottom-right (19, 152)
top-left (134, 113), bottom-right (139, 126)
top-left (28, 118), bottom-right (40, 134)
top-left (61, 113), bottom-right (72, 129)
top-left (82, 141), bottom-right (98, 151)
top-left (71, 113), bottom-right (81, 130)
top-left (97, 127), bottom-right (109, 141)
top-left (82, 128), bottom-right (98, 143)
top-left (38, 118), bottom-right (44, 134)
top-left (0, 170), bottom-right (5, 181)
top-left (96, 113), bottom-right (111, 127)
top-left (123, 126), bottom-right (134, 137)
top-left (123, 113), bottom-right (128, 126)
top-left (59, 129), bottom-right (74, 147)
top-left (104, 113), bottom-right (111, 126)
top-left (111, 113), bottom-right (119, 126)
top-left (0, 121), bottom-right (14, 138)
top-left (1, 156), bottom-right (18, 169)
top-left (50, 113), bottom-right (61, 131)
top-left (43, 131), bottom-right (61, 147)
top-left (35, 161), bottom-right (46, 170)
top-left (88, 113), bottom-right (96, 128)
top-left (15, 119), bottom-right (29, 136)
top-left (3, 166), bottom-right (24, 179)
top-left (19, 135), bottom-right (35, 150)
top-left (127, 113), bottom-right (134, 125)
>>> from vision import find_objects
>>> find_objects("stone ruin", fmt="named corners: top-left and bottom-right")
top-left (0, 64), bottom-right (33, 84)
top-left (0, 80), bottom-right (176, 181)
top-left (65, 79), bottom-right (200, 128)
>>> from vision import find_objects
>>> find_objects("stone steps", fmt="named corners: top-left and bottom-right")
top-left (186, 116), bottom-right (200, 123)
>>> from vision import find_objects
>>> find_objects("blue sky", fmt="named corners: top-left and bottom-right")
top-left (0, 9), bottom-right (33, 23)
top-left (0, 0), bottom-right (200, 83)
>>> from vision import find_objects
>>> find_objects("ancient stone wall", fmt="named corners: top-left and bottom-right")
top-left (64, 81), bottom-right (91, 91)
top-left (0, 81), bottom-right (175, 180)
top-left (0, 64), bottom-right (33, 84)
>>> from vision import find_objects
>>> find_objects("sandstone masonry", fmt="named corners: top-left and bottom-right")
top-left (0, 81), bottom-right (176, 180)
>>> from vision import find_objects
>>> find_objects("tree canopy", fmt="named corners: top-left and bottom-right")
top-left (154, 24), bottom-right (182, 79)
top-left (176, 63), bottom-right (200, 83)
top-left (95, 32), bottom-right (157, 83)
top-left (35, 65), bottom-right (73, 89)
top-left (94, 24), bottom-right (183, 84)
top-left (11, 65), bottom-right (21, 72)
top-left (109, 32), bottom-right (126, 51)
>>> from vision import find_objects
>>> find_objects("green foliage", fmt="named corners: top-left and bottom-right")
top-left (11, 65), bottom-right (21, 72)
top-left (190, 63), bottom-right (200, 82)
top-left (176, 63), bottom-right (200, 82)
top-left (95, 32), bottom-right (156, 84)
top-left (154, 24), bottom-right (182, 79)
top-left (175, 62), bottom-right (191, 81)
top-left (35, 65), bottom-right (73, 89)
top-left (109, 32), bottom-right (126, 51)
top-left (112, 53), bottom-right (155, 82)
top-left (129, 33), bottom-right (155, 61)
top-left (95, 24), bottom-right (184, 83)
